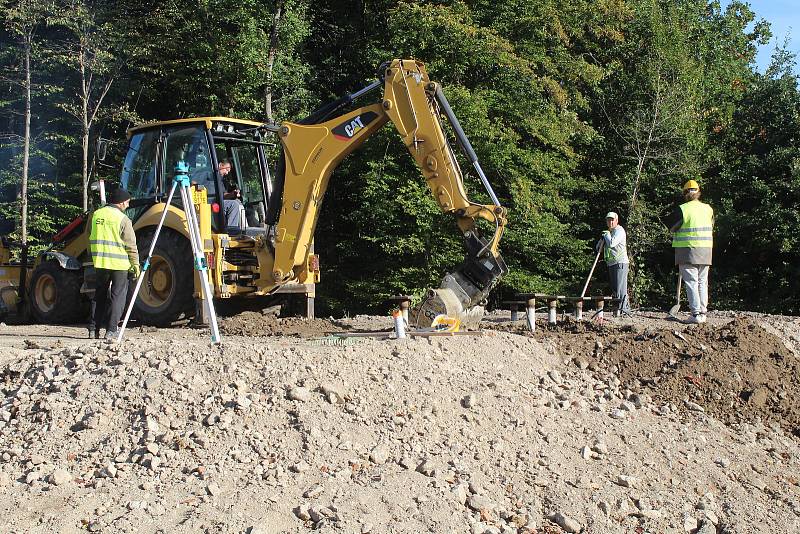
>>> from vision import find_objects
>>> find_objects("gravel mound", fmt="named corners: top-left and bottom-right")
top-left (0, 317), bottom-right (798, 533)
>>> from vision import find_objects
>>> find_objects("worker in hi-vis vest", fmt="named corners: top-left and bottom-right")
top-left (667, 179), bottom-right (714, 324)
top-left (596, 211), bottom-right (631, 315)
top-left (89, 187), bottom-right (139, 341)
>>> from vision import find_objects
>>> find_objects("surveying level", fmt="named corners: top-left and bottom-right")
top-left (117, 161), bottom-right (221, 344)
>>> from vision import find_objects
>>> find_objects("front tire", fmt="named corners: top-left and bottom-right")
top-left (29, 261), bottom-right (89, 324)
top-left (134, 229), bottom-right (194, 326)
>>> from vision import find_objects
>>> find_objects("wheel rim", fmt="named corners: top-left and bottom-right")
top-left (34, 273), bottom-right (57, 313)
top-left (139, 255), bottom-right (174, 309)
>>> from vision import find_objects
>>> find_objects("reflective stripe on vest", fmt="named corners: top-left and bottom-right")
top-left (672, 200), bottom-right (713, 249)
top-left (89, 206), bottom-right (131, 270)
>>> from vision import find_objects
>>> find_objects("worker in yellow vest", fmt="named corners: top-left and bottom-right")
top-left (667, 179), bottom-right (714, 324)
top-left (89, 188), bottom-right (139, 341)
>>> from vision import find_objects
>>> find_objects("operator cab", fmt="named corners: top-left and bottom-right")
top-left (120, 117), bottom-right (273, 236)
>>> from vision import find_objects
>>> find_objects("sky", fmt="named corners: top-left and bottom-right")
top-left (721, 0), bottom-right (800, 72)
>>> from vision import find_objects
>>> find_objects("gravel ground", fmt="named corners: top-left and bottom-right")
top-left (0, 311), bottom-right (798, 534)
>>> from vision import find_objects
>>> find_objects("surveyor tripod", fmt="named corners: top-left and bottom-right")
top-left (117, 162), bottom-right (221, 344)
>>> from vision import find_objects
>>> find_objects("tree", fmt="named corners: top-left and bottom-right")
top-left (50, 0), bottom-right (121, 211)
top-left (1, 0), bottom-right (48, 245)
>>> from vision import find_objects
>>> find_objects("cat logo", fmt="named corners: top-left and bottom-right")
top-left (332, 111), bottom-right (378, 141)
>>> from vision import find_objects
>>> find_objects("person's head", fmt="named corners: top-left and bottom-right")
top-left (605, 211), bottom-right (618, 230)
top-left (218, 160), bottom-right (231, 177)
top-left (683, 179), bottom-right (701, 201)
top-left (107, 187), bottom-right (131, 209)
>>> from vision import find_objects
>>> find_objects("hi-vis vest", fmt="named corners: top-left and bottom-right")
top-left (89, 206), bottom-right (131, 270)
top-left (604, 231), bottom-right (627, 265)
top-left (672, 200), bottom-right (713, 249)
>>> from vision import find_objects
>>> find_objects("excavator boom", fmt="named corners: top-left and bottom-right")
top-left (265, 59), bottom-right (508, 326)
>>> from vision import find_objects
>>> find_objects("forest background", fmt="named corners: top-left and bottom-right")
top-left (1, 0), bottom-right (798, 316)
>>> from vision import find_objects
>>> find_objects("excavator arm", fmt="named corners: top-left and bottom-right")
top-left (260, 59), bottom-right (508, 326)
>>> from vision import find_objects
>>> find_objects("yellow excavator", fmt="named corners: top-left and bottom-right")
top-left (21, 59), bottom-right (508, 327)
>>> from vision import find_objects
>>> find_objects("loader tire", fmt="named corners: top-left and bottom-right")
top-left (133, 229), bottom-right (194, 326)
top-left (29, 261), bottom-right (89, 324)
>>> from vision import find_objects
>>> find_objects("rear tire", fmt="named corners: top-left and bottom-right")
top-left (134, 229), bottom-right (194, 326)
top-left (29, 261), bottom-right (89, 324)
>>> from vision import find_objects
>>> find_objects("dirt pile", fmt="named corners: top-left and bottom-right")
top-left (218, 310), bottom-right (348, 337)
top-left (532, 317), bottom-right (800, 437)
top-left (0, 317), bottom-right (798, 533)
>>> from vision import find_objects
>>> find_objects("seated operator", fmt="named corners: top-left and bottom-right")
top-left (219, 160), bottom-right (244, 233)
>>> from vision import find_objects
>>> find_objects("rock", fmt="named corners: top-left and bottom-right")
top-left (320, 383), bottom-right (347, 404)
top-left (30, 454), bottom-right (46, 466)
top-left (206, 482), bottom-right (221, 496)
top-left (683, 513), bottom-right (699, 532)
top-left (609, 408), bottom-right (627, 419)
top-left (416, 459), bottom-right (437, 477)
top-left (616, 474), bottom-right (637, 488)
top-left (204, 411), bottom-right (221, 426)
top-left (696, 521), bottom-right (716, 534)
top-left (288, 386), bottom-right (312, 402)
top-left (370, 444), bottom-right (390, 465)
top-left (361, 523), bottom-right (374, 533)
top-left (462, 393), bottom-right (478, 408)
top-left (294, 504), bottom-right (311, 521)
top-left (451, 483), bottom-right (468, 505)
top-left (146, 443), bottom-right (160, 455)
top-left (49, 468), bottom-right (72, 486)
top-left (398, 456), bottom-right (413, 470)
top-left (548, 511), bottom-right (582, 533)
top-left (548, 370), bottom-right (563, 384)
top-left (685, 401), bottom-right (705, 412)
top-left (466, 494), bottom-right (496, 512)
top-left (580, 446), bottom-right (591, 460)
top-left (591, 441), bottom-right (609, 455)
top-left (303, 483), bottom-right (324, 499)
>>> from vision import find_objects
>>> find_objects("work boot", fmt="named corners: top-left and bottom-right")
top-left (697, 314), bottom-right (707, 324)
top-left (686, 314), bottom-right (703, 325)
top-left (104, 331), bottom-right (119, 343)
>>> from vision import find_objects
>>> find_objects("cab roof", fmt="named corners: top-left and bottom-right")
top-left (126, 116), bottom-right (266, 138)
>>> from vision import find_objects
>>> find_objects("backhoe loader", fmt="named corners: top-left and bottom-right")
top-left (24, 59), bottom-right (508, 327)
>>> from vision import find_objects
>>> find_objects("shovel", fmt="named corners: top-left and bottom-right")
top-left (669, 273), bottom-right (682, 317)
top-left (580, 246), bottom-right (603, 298)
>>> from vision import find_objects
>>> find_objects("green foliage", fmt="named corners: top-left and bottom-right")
top-left (0, 0), bottom-right (798, 315)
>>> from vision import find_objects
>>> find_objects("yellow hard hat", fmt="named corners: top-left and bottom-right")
top-left (682, 179), bottom-right (700, 191)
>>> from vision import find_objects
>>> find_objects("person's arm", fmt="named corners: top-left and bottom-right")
top-left (605, 226), bottom-right (625, 247)
top-left (120, 217), bottom-right (139, 266)
top-left (665, 208), bottom-right (682, 233)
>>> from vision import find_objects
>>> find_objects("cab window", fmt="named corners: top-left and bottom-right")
top-left (120, 130), bottom-right (159, 198)
top-left (164, 126), bottom-right (215, 202)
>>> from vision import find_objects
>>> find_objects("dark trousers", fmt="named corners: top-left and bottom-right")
top-left (91, 268), bottom-right (129, 334)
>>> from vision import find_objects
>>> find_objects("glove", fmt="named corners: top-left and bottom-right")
top-left (595, 239), bottom-right (604, 252)
top-left (602, 230), bottom-right (611, 237)
top-left (129, 263), bottom-right (141, 279)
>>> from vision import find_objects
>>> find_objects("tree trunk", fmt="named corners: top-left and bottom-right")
top-left (81, 52), bottom-right (89, 211)
top-left (20, 37), bottom-right (31, 246)
top-left (264, 0), bottom-right (284, 122)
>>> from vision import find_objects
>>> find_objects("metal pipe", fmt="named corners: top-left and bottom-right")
top-left (510, 303), bottom-right (519, 322)
top-left (434, 86), bottom-right (502, 207)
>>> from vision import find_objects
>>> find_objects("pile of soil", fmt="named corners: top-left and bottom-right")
top-left (537, 317), bottom-right (800, 436)
top-left (218, 311), bottom-right (347, 337)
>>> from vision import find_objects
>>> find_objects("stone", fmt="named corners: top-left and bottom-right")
top-left (591, 440), bottom-right (609, 455)
top-left (288, 386), bottom-right (312, 402)
top-left (370, 444), bottom-right (390, 465)
top-left (204, 411), bottom-right (221, 426)
top-left (303, 484), bottom-right (324, 499)
top-left (609, 408), bottom-right (627, 419)
top-left (294, 504), bottom-right (311, 521)
top-left (451, 483), bottom-right (468, 505)
top-left (146, 443), bottom-right (160, 455)
top-left (683, 513), bottom-right (699, 532)
top-left (206, 482), bottom-right (221, 496)
top-left (320, 383), bottom-right (347, 404)
top-left (416, 459), bottom-right (437, 477)
top-left (361, 523), bottom-right (374, 533)
top-left (466, 494), bottom-right (495, 512)
top-left (580, 446), bottom-right (591, 460)
top-left (49, 468), bottom-right (72, 486)
top-left (30, 454), bottom-right (46, 466)
top-left (616, 474), bottom-right (637, 488)
top-left (548, 370), bottom-right (563, 384)
top-left (685, 401), bottom-right (705, 412)
top-left (463, 393), bottom-right (478, 408)
top-left (548, 511), bottom-right (581, 533)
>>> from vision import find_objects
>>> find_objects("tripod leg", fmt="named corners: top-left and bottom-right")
top-left (117, 180), bottom-right (181, 343)
top-left (179, 185), bottom-right (221, 343)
